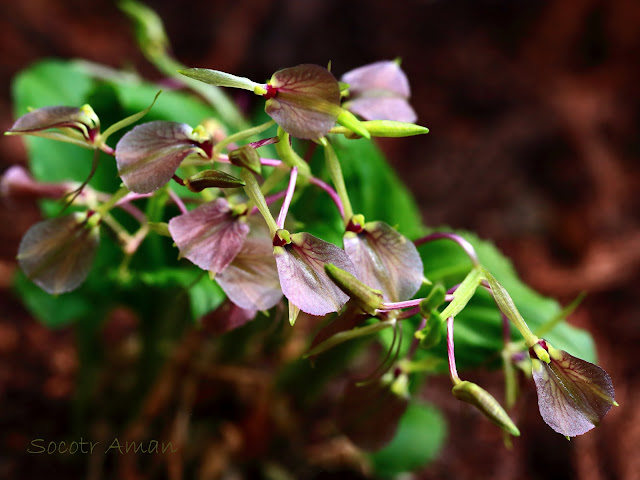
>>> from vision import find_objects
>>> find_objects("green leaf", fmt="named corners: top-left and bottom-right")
top-left (13, 270), bottom-right (93, 328)
top-left (188, 275), bottom-right (225, 320)
top-left (369, 402), bottom-right (446, 477)
top-left (13, 59), bottom-right (95, 111)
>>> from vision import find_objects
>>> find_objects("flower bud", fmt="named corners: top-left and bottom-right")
top-left (452, 380), bottom-right (520, 437)
top-left (228, 145), bottom-right (261, 175)
top-left (324, 263), bottom-right (384, 315)
top-left (183, 169), bottom-right (245, 192)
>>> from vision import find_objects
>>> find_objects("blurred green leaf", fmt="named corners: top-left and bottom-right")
top-left (369, 402), bottom-right (446, 477)
top-left (189, 275), bottom-right (225, 320)
top-left (13, 270), bottom-right (94, 328)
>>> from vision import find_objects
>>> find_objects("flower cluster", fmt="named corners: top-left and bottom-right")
top-left (5, 54), bottom-right (615, 454)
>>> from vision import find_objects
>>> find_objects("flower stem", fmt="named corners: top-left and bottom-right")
top-left (94, 185), bottom-right (130, 218)
top-left (308, 176), bottom-right (344, 217)
top-left (319, 137), bottom-right (353, 224)
top-left (241, 169), bottom-right (277, 236)
top-left (276, 167), bottom-right (298, 229)
top-left (447, 316), bottom-right (461, 385)
top-left (274, 128), bottom-right (311, 176)
top-left (213, 120), bottom-right (275, 158)
top-left (414, 232), bottom-right (479, 266)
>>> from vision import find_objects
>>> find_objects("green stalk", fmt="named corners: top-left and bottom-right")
top-left (319, 137), bottom-right (353, 224)
top-left (241, 169), bottom-right (277, 235)
top-left (274, 129), bottom-right (311, 177)
top-left (213, 120), bottom-right (275, 158)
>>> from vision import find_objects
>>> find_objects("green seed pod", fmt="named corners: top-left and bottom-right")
top-left (324, 263), bottom-right (384, 315)
top-left (452, 380), bottom-right (520, 436)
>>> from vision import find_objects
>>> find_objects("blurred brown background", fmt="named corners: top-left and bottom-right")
top-left (1, 0), bottom-right (639, 479)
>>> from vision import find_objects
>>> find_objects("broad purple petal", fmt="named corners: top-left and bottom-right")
top-left (168, 198), bottom-right (249, 273)
top-left (341, 61), bottom-right (411, 99)
top-left (275, 233), bottom-right (356, 316)
top-left (531, 347), bottom-right (615, 437)
top-left (337, 380), bottom-right (409, 451)
top-left (116, 121), bottom-right (200, 193)
top-left (265, 64), bottom-right (340, 139)
top-left (344, 221), bottom-right (423, 302)
top-left (216, 216), bottom-right (282, 311)
top-left (17, 213), bottom-right (99, 294)
top-left (347, 97), bottom-right (417, 123)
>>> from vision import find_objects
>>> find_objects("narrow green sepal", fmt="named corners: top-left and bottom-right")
top-left (483, 269), bottom-right (539, 347)
top-left (99, 90), bottom-right (162, 145)
top-left (289, 301), bottom-right (300, 326)
top-left (336, 109), bottom-right (370, 139)
top-left (452, 381), bottom-right (520, 437)
top-left (179, 68), bottom-right (262, 93)
top-left (324, 263), bottom-right (384, 315)
top-left (228, 144), bottom-right (262, 175)
top-left (147, 221), bottom-right (171, 237)
top-left (304, 319), bottom-right (394, 358)
top-left (331, 120), bottom-right (429, 138)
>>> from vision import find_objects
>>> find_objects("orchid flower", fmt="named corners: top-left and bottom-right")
top-left (341, 60), bottom-right (417, 123)
top-left (530, 339), bottom-right (616, 437)
top-left (115, 121), bottom-right (213, 193)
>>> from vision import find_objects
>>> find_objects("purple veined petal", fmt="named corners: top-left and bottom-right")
top-left (531, 344), bottom-right (616, 437)
top-left (8, 106), bottom-right (95, 139)
top-left (216, 215), bottom-right (283, 311)
top-left (341, 60), bottom-right (411, 99)
top-left (17, 213), bottom-right (100, 294)
top-left (168, 198), bottom-right (249, 274)
top-left (274, 232), bottom-right (356, 316)
top-left (265, 64), bottom-right (341, 139)
top-left (337, 380), bottom-right (409, 451)
top-left (116, 121), bottom-right (202, 193)
top-left (347, 97), bottom-right (417, 123)
top-left (344, 221), bottom-right (423, 302)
